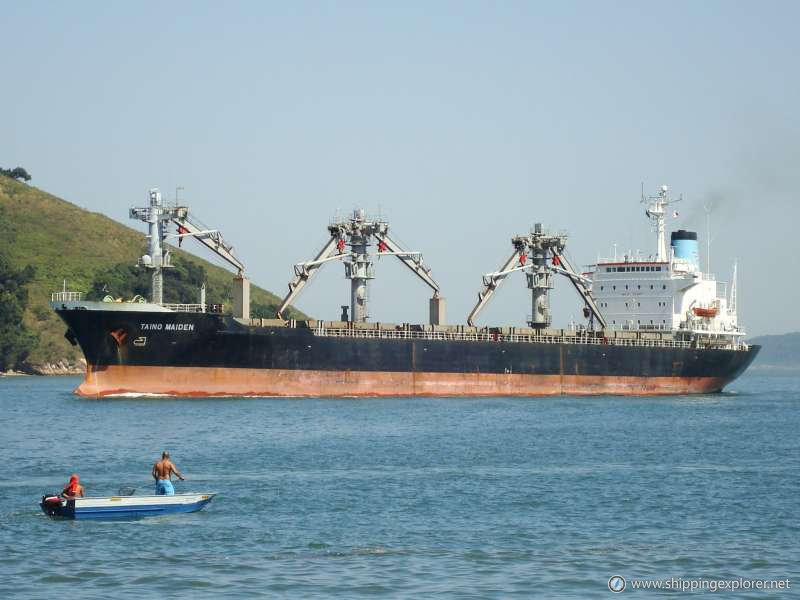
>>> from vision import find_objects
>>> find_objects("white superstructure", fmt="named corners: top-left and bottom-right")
top-left (587, 186), bottom-right (743, 342)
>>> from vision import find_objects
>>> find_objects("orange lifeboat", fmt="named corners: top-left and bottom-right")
top-left (692, 306), bottom-right (718, 318)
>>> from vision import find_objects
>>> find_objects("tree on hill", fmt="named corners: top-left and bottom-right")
top-left (87, 257), bottom-right (293, 317)
top-left (0, 167), bottom-right (32, 182)
top-left (0, 256), bottom-right (38, 371)
top-left (251, 300), bottom-right (281, 319)
top-left (88, 256), bottom-right (217, 305)
top-left (87, 263), bottom-right (151, 301)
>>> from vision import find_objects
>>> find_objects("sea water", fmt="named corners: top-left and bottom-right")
top-left (1, 372), bottom-right (798, 598)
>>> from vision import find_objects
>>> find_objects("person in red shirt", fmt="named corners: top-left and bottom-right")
top-left (61, 474), bottom-right (85, 499)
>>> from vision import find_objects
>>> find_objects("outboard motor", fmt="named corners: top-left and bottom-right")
top-left (41, 494), bottom-right (65, 518)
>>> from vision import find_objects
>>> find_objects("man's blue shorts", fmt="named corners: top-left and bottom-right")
top-left (155, 480), bottom-right (175, 496)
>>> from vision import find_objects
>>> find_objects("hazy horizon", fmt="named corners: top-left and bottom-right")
top-left (3, 1), bottom-right (799, 336)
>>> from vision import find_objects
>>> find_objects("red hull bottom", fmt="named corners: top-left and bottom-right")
top-left (75, 365), bottom-right (727, 397)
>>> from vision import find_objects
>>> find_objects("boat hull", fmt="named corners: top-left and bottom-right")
top-left (41, 493), bottom-right (216, 520)
top-left (77, 364), bottom-right (733, 397)
top-left (56, 309), bottom-right (760, 397)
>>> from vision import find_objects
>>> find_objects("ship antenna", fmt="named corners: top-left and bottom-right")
top-left (642, 184), bottom-right (681, 263)
top-left (703, 200), bottom-right (712, 274)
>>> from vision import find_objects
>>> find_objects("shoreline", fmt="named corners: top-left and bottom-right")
top-left (1, 359), bottom-right (85, 377)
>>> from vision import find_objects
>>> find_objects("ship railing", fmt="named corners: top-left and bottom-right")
top-left (161, 303), bottom-right (206, 313)
top-left (51, 291), bottom-right (83, 302)
top-left (311, 327), bottom-right (694, 349)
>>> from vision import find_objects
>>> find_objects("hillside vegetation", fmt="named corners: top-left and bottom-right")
top-left (0, 175), bottom-right (305, 367)
top-left (748, 332), bottom-right (800, 370)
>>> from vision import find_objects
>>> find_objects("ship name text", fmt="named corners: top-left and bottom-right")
top-left (140, 323), bottom-right (195, 331)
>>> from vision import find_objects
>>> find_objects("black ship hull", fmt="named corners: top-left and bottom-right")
top-left (55, 308), bottom-right (760, 397)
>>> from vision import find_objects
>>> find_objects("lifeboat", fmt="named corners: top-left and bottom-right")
top-left (692, 306), bottom-right (718, 318)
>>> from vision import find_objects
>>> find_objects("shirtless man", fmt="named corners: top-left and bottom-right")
top-left (151, 451), bottom-right (185, 496)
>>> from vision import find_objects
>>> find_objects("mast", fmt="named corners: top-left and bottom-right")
top-left (704, 203), bottom-right (712, 274)
top-left (130, 188), bottom-right (245, 308)
top-left (466, 224), bottom-right (606, 329)
top-left (642, 184), bottom-right (680, 262)
top-left (276, 208), bottom-right (443, 323)
top-left (346, 209), bottom-right (374, 322)
top-left (128, 189), bottom-right (171, 305)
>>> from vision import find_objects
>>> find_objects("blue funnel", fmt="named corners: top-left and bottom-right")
top-left (670, 230), bottom-right (698, 266)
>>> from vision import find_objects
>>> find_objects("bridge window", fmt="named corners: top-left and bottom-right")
top-left (656, 267), bottom-right (662, 271)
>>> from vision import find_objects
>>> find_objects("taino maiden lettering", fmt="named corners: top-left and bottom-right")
top-left (140, 323), bottom-right (195, 331)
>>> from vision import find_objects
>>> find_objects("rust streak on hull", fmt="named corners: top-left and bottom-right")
top-left (77, 365), bottom-right (727, 397)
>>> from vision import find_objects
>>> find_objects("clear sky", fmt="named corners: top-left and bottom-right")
top-left (3, 1), bottom-right (798, 335)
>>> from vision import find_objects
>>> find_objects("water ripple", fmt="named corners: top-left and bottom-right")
top-left (1, 373), bottom-right (798, 598)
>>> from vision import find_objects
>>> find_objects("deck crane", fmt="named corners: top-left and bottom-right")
top-left (466, 223), bottom-right (607, 330)
top-left (170, 208), bottom-right (244, 275)
top-left (276, 209), bottom-right (444, 324)
top-left (130, 188), bottom-right (245, 309)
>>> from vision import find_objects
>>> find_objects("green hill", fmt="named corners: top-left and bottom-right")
top-left (0, 175), bottom-right (304, 367)
top-left (748, 332), bottom-right (800, 370)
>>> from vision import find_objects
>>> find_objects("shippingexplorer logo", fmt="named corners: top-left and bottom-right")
top-left (608, 575), bottom-right (625, 592)
top-left (607, 575), bottom-right (791, 592)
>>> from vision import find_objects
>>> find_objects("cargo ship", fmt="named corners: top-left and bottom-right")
top-left (52, 186), bottom-right (758, 397)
